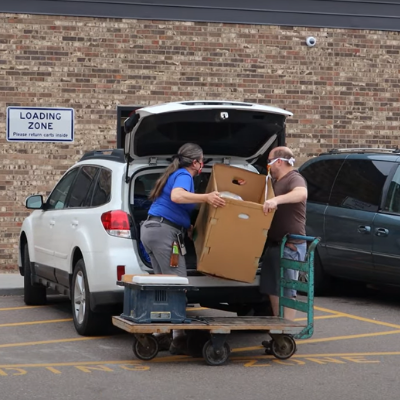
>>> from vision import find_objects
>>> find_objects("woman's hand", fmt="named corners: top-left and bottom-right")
top-left (187, 225), bottom-right (194, 240)
top-left (207, 191), bottom-right (226, 208)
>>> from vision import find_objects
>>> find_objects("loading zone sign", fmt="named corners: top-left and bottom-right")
top-left (6, 107), bottom-right (74, 142)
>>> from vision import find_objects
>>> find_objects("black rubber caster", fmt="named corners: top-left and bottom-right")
top-left (202, 339), bottom-right (231, 366)
top-left (270, 335), bottom-right (296, 360)
top-left (132, 334), bottom-right (159, 361)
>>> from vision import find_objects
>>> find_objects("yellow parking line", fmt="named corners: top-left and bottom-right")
top-left (315, 306), bottom-right (400, 329)
top-left (186, 307), bottom-right (208, 311)
top-left (2, 350), bottom-right (400, 368)
top-left (295, 314), bottom-right (344, 322)
top-left (0, 306), bottom-right (49, 311)
top-left (0, 336), bottom-right (107, 349)
top-left (0, 360), bottom-right (141, 368)
top-left (231, 329), bottom-right (400, 353)
top-left (0, 319), bottom-right (72, 328)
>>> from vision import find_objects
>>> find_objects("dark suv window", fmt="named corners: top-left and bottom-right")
top-left (329, 159), bottom-right (392, 212)
top-left (67, 166), bottom-right (98, 208)
top-left (383, 165), bottom-right (400, 214)
top-left (92, 168), bottom-right (112, 207)
top-left (299, 158), bottom-right (343, 204)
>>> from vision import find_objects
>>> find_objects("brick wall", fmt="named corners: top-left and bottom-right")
top-left (1, 13), bottom-right (400, 271)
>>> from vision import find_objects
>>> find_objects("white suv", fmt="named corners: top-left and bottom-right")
top-left (18, 100), bottom-right (292, 336)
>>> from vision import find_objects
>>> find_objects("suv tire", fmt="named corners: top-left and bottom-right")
top-left (23, 243), bottom-right (47, 306)
top-left (314, 250), bottom-right (332, 296)
top-left (71, 259), bottom-right (110, 336)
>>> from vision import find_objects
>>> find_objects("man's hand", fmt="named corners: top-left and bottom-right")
top-left (263, 198), bottom-right (278, 214)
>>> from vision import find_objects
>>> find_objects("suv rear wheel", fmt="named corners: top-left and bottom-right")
top-left (314, 251), bottom-right (332, 296)
top-left (71, 259), bottom-right (110, 336)
top-left (23, 243), bottom-right (47, 305)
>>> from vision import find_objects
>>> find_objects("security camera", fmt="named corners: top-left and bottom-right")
top-left (306, 37), bottom-right (317, 47)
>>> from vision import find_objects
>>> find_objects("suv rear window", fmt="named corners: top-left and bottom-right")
top-left (299, 158), bottom-right (343, 204)
top-left (133, 110), bottom-right (285, 158)
top-left (329, 159), bottom-right (392, 212)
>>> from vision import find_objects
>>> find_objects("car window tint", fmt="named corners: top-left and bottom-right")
top-left (47, 169), bottom-right (79, 210)
top-left (91, 168), bottom-right (112, 207)
top-left (82, 169), bottom-right (100, 207)
top-left (67, 166), bottom-right (98, 208)
top-left (329, 159), bottom-right (391, 212)
top-left (299, 159), bottom-right (343, 204)
top-left (383, 166), bottom-right (400, 214)
top-left (133, 173), bottom-right (160, 209)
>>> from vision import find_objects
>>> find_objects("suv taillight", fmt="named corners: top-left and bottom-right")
top-left (101, 210), bottom-right (131, 239)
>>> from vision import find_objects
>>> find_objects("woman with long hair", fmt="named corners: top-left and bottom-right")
top-left (140, 143), bottom-right (225, 354)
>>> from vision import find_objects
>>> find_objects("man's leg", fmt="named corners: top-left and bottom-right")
top-left (281, 242), bottom-right (307, 320)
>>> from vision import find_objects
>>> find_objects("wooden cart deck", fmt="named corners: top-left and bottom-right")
top-left (112, 315), bottom-right (306, 335)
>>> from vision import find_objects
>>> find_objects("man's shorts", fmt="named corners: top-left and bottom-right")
top-left (260, 241), bottom-right (307, 298)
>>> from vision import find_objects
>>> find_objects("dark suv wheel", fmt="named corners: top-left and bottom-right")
top-left (314, 250), bottom-right (332, 296)
top-left (23, 243), bottom-right (47, 305)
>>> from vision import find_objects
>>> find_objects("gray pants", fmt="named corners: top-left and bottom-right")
top-left (140, 219), bottom-right (187, 277)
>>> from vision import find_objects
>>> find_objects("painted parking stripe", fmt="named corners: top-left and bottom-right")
top-left (0, 306), bottom-right (49, 311)
top-left (0, 319), bottom-right (73, 328)
top-left (315, 306), bottom-right (400, 329)
top-left (0, 336), bottom-right (107, 349)
top-left (231, 329), bottom-right (400, 353)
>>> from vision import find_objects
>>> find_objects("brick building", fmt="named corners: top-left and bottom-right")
top-left (1, 1), bottom-right (400, 271)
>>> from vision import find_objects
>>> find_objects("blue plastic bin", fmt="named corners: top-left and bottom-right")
top-left (119, 279), bottom-right (196, 324)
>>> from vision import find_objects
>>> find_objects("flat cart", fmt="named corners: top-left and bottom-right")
top-left (112, 234), bottom-right (320, 366)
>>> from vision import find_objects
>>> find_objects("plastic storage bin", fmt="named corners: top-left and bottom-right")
top-left (119, 275), bottom-right (196, 324)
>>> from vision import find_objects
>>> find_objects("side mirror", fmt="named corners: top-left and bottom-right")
top-left (25, 195), bottom-right (44, 210)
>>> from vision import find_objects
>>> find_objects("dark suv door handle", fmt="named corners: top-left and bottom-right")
top-left (375, 228), bottom-right (389, 237)
top-left (358, 225), bottom-right (371, 234)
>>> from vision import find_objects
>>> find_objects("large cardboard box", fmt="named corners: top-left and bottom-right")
top-left (193, 164), bottom-right (275, 283)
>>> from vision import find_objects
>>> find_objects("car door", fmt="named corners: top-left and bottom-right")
top-left (299, 156), bottom-right (344, 262)
top-left (372, 162), bottom-right (400, 285)
top-left (51, 165), bottom-right (100, 286)
top-left (324, 157), bottom-right (392, 282)
top-left (32, 168), bottom-right (79, 281)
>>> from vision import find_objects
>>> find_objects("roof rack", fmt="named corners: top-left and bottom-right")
top-left (326, 147), bottom-right (400, 155)
top-left (79, 149), bottom-right (126, 163)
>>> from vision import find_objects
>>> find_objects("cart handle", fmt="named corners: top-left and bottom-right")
top-left (286, 234), bottom-right (319, 242)
top-left (284, 234), bottom-right (321, 255)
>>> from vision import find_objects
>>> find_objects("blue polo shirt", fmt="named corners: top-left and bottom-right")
top-left (148, 168), bottom-right (195, 229)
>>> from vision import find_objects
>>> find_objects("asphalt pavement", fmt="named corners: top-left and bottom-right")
top-left (1, 276), bottom-right (400, 400)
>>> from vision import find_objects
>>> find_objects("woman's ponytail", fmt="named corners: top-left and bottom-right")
top-left (148, 143), bottom-right (203, 201)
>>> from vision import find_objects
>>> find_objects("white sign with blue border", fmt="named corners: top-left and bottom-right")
top-left (6, 107), bottom-right (74, 142)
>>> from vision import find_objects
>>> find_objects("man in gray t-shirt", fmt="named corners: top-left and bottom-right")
top-left (260, 146), bottom-right (308, 321)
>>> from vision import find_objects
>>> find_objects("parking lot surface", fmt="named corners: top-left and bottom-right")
top-left (1, 285), bottom-right (400, 400)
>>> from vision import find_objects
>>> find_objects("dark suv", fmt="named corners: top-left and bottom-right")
top-left (299, 148), bottom-right (400, 295)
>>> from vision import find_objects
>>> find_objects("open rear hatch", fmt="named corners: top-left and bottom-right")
top-left (124, 100), bottom-right (292, 165)
top-left (124, 101), bottom-right (292, 269)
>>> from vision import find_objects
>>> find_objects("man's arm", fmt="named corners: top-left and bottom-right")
top-left (263, 187), bottom-right (307, 213)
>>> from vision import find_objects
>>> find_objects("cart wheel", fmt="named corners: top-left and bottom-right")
top-left (202, 340), bottom-right (230, 366)
top-left (132, 334), bottom-right (159, 361)
top-left (270, 335), bottom-right (296, 360)
top-left (186, 331), bottom-right (210, 358)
